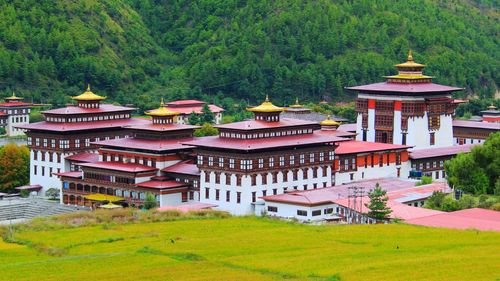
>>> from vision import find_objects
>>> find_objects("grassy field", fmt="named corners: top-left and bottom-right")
top-left (0, 211), bottom-right (499, 281)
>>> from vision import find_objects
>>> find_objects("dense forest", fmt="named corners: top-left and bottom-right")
top-left (0, 0), bottom-right (498, 112)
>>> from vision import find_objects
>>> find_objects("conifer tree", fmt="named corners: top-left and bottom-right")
top-left (364, 183), bottom-right (392, 220)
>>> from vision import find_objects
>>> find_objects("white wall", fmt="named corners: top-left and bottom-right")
top-left (263, 201), bottom-right (339, 222)
top-left (30, 150), bottom-right (67, 196)
top-left (335, 161), bottom-right (410, 185)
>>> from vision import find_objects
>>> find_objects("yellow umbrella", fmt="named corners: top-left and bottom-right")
top-left (84, 194), bottom-right (124, 202)
top-left (98, 202), bottom-right (123, 209)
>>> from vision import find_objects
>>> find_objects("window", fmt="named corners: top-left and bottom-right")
top-left (218, 157), bottom-right (224, 167)
top-left (237, 192), bottom-right (241, 204)
top-left (300, 154), bottom-right (305, 164)
top-left (229, 158), bottom-right (235, 169)
top-left (279, 156), bottom-right (285, 166)
top-left (215, 189), bottom-right (220, 201)
top-left (402, 133), bottom-right (407, 145)
top-left (319, 152), bottom-right (324, 162)
top-left (396, 152), bottom-right (401, 165)
top-left (267, 206), bottom-right (278, 212)
top-left (33, 165), bottom-right (37, 175)
top-left (261, 174), bottom-right (267, 185)
top-left (252, 192), bottom-right (256, 203)
top-left (226, 190), bottom-right (230, 202)
top-left (290, 155), bottom-right (295, 165)
top-left (297, 210), bottom-right (307, 216)
top-left (329, 151), bottom-right (335, 160)
top-left (262, 190), bottom-right (267, 197)
top-left (397, 168), bottom-right (401, 177)
top-left (182, 192), bottom-right (188, 202)
top-left (258, 158), bottom-right (264, 168)
top-left (430, 132), bottom-right (435, 146)
top-left (198, 155), bottom-right (204, 165)
top-left (273, 188), bottom-right (277, 195)
top-left (208, 156), bottom-right (214, 166)
top-left (309, 153), bottom-right (315, 163)
top-left (269, 157), bottom-right (274, 167)
top-left (324, 208), bottom-right (333, 214)
top-left (312, 210), bottom-right (321, 216)
top-left (205, 188), bottom-right (210, 199)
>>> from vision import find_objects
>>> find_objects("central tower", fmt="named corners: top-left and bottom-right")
top-left (346, 51), bottom-right (463, 149)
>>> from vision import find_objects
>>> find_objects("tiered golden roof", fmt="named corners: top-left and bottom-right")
top-left (487, 104), bottom-right (497, 110)
top-left (385, 50), bottom-right (432, 80)
top-left (395, 50), bottom-right (425, 68)
top-left (320, 115), bottom-right (340, 127)
top-left (72, 85), bottom-right (106, 101)
top-left (247, 95), bottom-right (284, 113)
top-left (146, 98), bottom-right (179, 117)
top-left (5, 92), bottom-right (23, 100)
top-left (289, 97), bottom-right (303, 108)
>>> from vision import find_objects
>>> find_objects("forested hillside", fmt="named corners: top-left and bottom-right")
top-left (0, 0), bottom-right (498, 111)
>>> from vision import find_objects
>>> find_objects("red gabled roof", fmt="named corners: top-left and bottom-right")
top-left (346, 82), bottom-right (462, 94)
top-left (94, 137), bottom-right (195, 152)
top-left (16, 117), bottom-right (150, 132)
top-left (65, 152), bottom-right (100, 163)
top-left (0, 101), bottom-right (31, 107)
top-left (453, 120), bottom-right (500, 130)
top-left (166, 100), bottom-right (206, 106)
top-left (337, 123), bottom-right (357, 132)
top-left (335, 140), bottom-right (411, 155)
top-left (80, 162), bottom-right (157, 173)
top-left (43, 104), bottom-right (135, 115)
top-left (136, 180), bottom-right (187, 190)
top-left (216, 118), bottom-right (316, 131)
top-left (406, 208), bottom-right (500, 231)
top-left (409, 144), bottom-right (477, 159)
top-left (162, 162), bottom-right (200, 176)
top-left (157, 203), bottom-right (217, 212)
top-left (164, 104), bottom-right (224, 114)
top-left (183, 133), bottom-right (348, 151)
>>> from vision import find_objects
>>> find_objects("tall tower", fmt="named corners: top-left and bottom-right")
top-left (346, 51), bottom-right (463, 149)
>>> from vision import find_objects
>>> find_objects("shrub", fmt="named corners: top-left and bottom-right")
top-left (416, 176), bottom-right (433, 186)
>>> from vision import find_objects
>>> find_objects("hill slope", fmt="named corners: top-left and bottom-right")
top-left (1, 214), bottom-right (499, 281)
top-left (0, 0), bottom-right (498, 108)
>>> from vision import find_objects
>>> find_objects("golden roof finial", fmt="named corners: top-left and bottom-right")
top-left (320, 114), bottom-right (340, 127)
top-left (72, 84), bottom-right (106, 101)
top-left (290, 97), bottom-right (303, 108)
top-left (146, 100), bottom-right (178, 117)
top-left (247, 95), bottom-right (284, 113)
top-left (160, 97), bottom-right (165, 107)
top-left (407, 50), bottom-right (413, 62)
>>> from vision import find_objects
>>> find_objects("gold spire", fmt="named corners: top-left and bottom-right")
top-left (247, 95), bottom-right (284, 113)
top-left (72, 84), bottom-right (106, 101)
top-left (320, 115), bottom-right (340, 127)
top-left (487, 104), bottom-right (497, 110)
top-left (290, 97), bottom-right (303, 108)
top-left (395, 50), bottom-right (425, 68)
top-left (146, 98), bottom-right (179, 117)
top-left (407, 50), bottom-right (413, 61)
top-left (6, 92), bottom-right (23, 100)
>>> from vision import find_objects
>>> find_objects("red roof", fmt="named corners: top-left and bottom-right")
top-left (406, 208), bottom-right (500, 231)
top-left (183, 133), bottom-right (348, 151)
top-left (409, 144), bottom-right (477, 159)
top-left (453, 120), bottom-right (500, 130)
top-left (43, 104), bottom-right (135, 115)
top-left (346, 82), bottom-right (463, 94)
top-left (127, 123), bottom-right (199, 132)
top-left (65, 152), bottom-right (99, 163)
top-left (337, 123), bottom-right (357, 132)
top-left (136, 180), bottom-right (186, 190)
top-left (94, 137), bottom-right (195, 152)
top-left (315, 129), bottom-right (357, 138)
top-left (54, 171), bottom-right (83, 178)
top-left (262, 178), bottom-right (417, 206)
top-left (335, 140), bottom-right (410, 155)
top-left (16, 118), bottom-right (150, 132)
top-left (80, 162), bottom-right (157, 173)
top-left (0, 101), bottom-right (31, 107)
top-left (15, 184), bottom-right (42, 191)
top-left (166, 100), bottom-right (206, 106)
top-left (216, 118), bottom-right (316, 131)
top-left (164, 104), bottom-right (224, 114)
top-left (162, 162), bottom-right (200, 176)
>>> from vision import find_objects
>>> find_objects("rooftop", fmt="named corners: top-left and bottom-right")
top-left (164, 104), bottom-right (223, 114)
top-left (166, 100), bottom-right (206, 106)
top-left (162, 162), bottom-right (200, 176)
top-left (453, 120), bottom-right (500, 130)
top-left (136, 180), bottom-right (187, 190)
top-left (146, 99), bottom-right (179, 117)
top-left (65, 152), bottom-right (100, 163)
top-left (247, 95), bottom-right (284, 113)
top-left (43, 104), bottom-right (134, 115)
top-left (157, 203), bottom-right (217, 212)
top-left (54, 171), bottom-right (83, 179)
top-left (0, 101), bottom-right (31, 107)
top-left (94, 137), bottom-right (195, 152)
top-left (16, 117), bottom-right (150, 132)
top-left (216, 117), bottom-right (317, 131)
top-left (345, 82), bottom-right (462, 94)
top-left (406, 208), bottom-right (500, 231)
top-left (126, 123), bottom-right (199, 132)
top-left (80, 162), bottom-right (158, 173)
top-left (72, 85), bottom-right (106, 101)
top-left (335, 140), bottom-right (411, 155)
top-left (337, 123), bottom-right (357, 132)
top-left (410, 144), bottom-right (477, 159)
top-left (183, 133), bottom-right (348, 152)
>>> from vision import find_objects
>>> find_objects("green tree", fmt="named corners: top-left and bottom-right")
top-left (416, 176), bottom-right (433, 186)
top-left (0, 143), bottom-right (30, 193)
top-left (424, 191), bottom-right (446, 210)
top-left (188, 111), bottom-right (201, 125)
top-left (200, 104), bottom-right (214, 124)
top-left (194, 124), bottom-right (219, 137)
top-left (45, 188), bottom-right (60, 200)
top-left (143, 193), bottom-right (157, 210)
top-left (364, 183), bottom-right (392, 220)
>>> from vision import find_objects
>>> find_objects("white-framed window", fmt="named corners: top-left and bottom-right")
top-left (269, 157), bottom-right (274, 168)
top-left (279, 156), bottom-right (285, 166)
top-left (329, 151), bottom-right (335, 160)
top-left (75, 139), bottom-right (80, 148)
top-left (27, 137), bottom-right (32, 146)
top-left (290, 155), bottom-right (295, 165)
top-left (43, 138), bottom-right (48, 147)
top-left (51, 139), bottom-right (55, 148)
top-left (85, 138), bottom-right (90, 147)
top-left (218, 157), bottom-right (224, 168)
top-left (319, 152), bottom-right (324, 161)
top-left (258, 158), bottom-right (264, 169)
top-left (300, 154), bottom-right (305, 164)
top-left (198, 155), bottom-right (204, 165)
top-left (35, 138), bottom-right (40, 146)
top-left (208, 156), bottom-right (214, 166)
top-left (310, 153), bottom-right (315, 163)
top-left (229, 158), bottom-right (235, 169)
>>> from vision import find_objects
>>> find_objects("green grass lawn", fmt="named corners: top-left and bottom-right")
top-left (0, 214), bottom-right (499, 281)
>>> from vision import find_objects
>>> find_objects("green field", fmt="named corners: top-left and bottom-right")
top-left (0, 212), bottom-right (499, 281)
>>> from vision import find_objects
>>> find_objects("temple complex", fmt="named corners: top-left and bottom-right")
top-left (17, 86), bottom-right (149, 194)
top-left (183, 96), bottom-right (351, 215)
top-left (347, 51), bottom-right (463, 149)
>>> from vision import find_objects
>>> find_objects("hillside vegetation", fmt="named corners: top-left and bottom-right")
top-left (0, 210), bottom-right (499, 281)
top-left (0, 0), bottom-right (498, 111)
